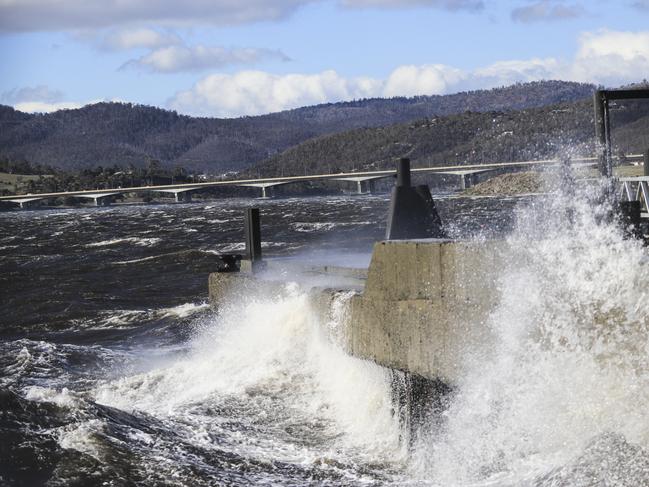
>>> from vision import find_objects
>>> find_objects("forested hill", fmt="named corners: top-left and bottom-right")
top-left (0, 80), bottom-right (594, 173)
top-left (251, 98), bottom-right (649, 177)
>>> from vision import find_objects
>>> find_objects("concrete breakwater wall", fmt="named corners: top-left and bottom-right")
top-left (347, 239), bottom-right (505, 385)
top-left (208, 239), bottom-right (507, 387)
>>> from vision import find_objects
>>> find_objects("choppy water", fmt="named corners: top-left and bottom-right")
top-left (1, 192), bottom-right (648, 486)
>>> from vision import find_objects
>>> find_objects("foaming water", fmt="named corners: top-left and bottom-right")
top-left (412, 184), bottom-right (649, 485)
top-left (93, 285), bottom-right (405, 483)
top-left (0, 194), bottom-right (550, 484)
top-left (85, 237), bottom-right (162, 248)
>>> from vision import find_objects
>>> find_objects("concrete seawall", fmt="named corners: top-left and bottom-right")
top-left (208, 239), bottom-right (508, 387)
top-left (348, 239), bottom-right (506, 385)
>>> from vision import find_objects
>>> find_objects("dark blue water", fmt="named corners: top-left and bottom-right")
top-left (0, 194), bottom-right (523, 486)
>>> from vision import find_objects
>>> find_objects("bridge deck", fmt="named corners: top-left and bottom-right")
top-left (0, 155), bottom-right (638, 202)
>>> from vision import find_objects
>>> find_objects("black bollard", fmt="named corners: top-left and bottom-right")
top-left (243, 207), bottom-right (267, 273)
top-left (396, 157), bottom-right (411, 187)
top-left (245, 208), bottom-right (262, 263)
top-left (594, 90), bottom-right (607, 177)
top-left (385, 158), bottom-right (446, 240)
top-left (644, 149), bottom-right (649, 177)
top-left (215, 208), bottom-right (262, 273)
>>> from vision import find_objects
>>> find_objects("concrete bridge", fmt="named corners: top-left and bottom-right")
top-left (0, 155), bottom-right (632, 209)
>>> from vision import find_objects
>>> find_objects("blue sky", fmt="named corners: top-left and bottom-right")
top-left (1, 0), bottom-right (648, 117)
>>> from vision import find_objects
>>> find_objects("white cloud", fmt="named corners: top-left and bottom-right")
top-left (0, 0), bottom-right (488, 32)
top-left (1, 85), bottom-right (64, 105)
top-left (90, 27), bottom-right (289, 73)
top-left (340, 0), bottom-right (483, 10)
top-left (13, 101), bottom-right (87, 113)
top-left (569, 30), bottom-right (649, 84)
top-left (472, 30), bottom-right (649, 86)
top-left (0, 0), bottom-right (315, 32)
top-left (122, 45), bottom-right (290, 73)
top-left (169, 29), bottom-right (649, 117)
top-left (575, 29), bottom-right (649, 61)
top-left (6, 29), bottom-right (646, 117)
top-left (383, 64), bottom-right (465, 97)
top-left (511, 1), bottom-right (585, 23)
top-left (474, 58), bottom-right (563, 85)
top-left (169, 70), bottom-right (383, 117)
top-left (100, 28), bottom-right (181, 50)
top-left (1, 85), bottom-right (95, 113)
top-left (168, 65), bottom-right (479, 117)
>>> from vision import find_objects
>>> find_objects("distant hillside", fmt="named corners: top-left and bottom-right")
top-left (0, 80), bottom-right (594, 173)
top-left (251, 98), bottom-right (649, 177)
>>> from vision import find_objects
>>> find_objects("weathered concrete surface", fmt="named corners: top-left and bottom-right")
top-left (208, 241), bottom-right (507, 386)
top-left (208, 271), bottom-right (284, 309)
top-left (349, 239), bottom-right (506, 384)
top-left (208, 261), bottom-right (365, 310)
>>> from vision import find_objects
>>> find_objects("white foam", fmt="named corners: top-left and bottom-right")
top-left (86, 237), bottom-right (161, 248)
top-left (58, 419), bottom-right (106, 461)
top-left (161, 302), bottom-right (210, 319)
top-left (113, 255), bottom-right (160, 265)
top-left (24, 386), bottom-right (79, 408)
top-left (95, 284), bottom-right (405, 468)
top-left (412, 183), bottom-right (649, 485)
top-left (218, 242), bottom-right (245, 253)
top-left (99, 309), bottom-right (150, 327)
top-left (291, 222), bottom-right (336, 232)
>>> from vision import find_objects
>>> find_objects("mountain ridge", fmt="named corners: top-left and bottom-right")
top-left (0, 80), bottom-right (595, 173)
top-left (250, 97), bottom-right (649, 178)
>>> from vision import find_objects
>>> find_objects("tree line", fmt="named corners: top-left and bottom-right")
top-left (0, 156), bottom-right (201, 196)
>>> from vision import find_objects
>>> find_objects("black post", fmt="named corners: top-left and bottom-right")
top-left (594, 91), bottom-right (605, 144)
top-left (397, 157), bottom-right (411, 187)
top-left (604, 99), bottom-right (612, 178)
top-left (593, 90), bottom-right (612, 178)
top-left (244, 208), bottom-right (262, 263)
top-left (385, 158), bottom-right (445, 240)
top-left (644, 149), bottom-right (649, 177)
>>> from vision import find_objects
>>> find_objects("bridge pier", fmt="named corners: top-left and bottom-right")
top-left (19, 200), bottom-right (37, 209)
top-left (355, 180), bottom-right (376, 194)
top-left (331, 175), bottom-right (391, 195)
top-left (8, 197), bottom-right (46, 209)
top-left (460, 173), bottom-right (471, 190)
top-left (175, 191), bottom-right (192, 203)
top-left (93, 196), bottom-right (111, 207)
top-left (236, 183), bottom-right (281, 199)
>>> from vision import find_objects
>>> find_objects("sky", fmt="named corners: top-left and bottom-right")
top-left (1, 0), bottom-right (648, 118)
